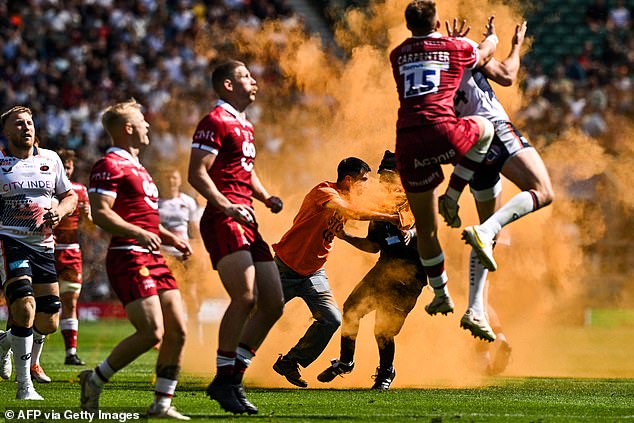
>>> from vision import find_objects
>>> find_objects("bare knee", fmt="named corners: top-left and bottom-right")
top-left (10, 297), bottom-right (36, 327)
top-left (232, 291), bottom-right (257, 312)
top-left (164, 323), bottom-right (186, 349)
top-left (34, 313), bottom-right (59, 335)
top-left (139, 326), bottom-right (164, 347)
top-left (532, 185), bottom-right (554, 209)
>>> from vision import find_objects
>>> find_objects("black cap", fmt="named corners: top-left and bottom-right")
top-left (378, 150), bottom-right (397, 173)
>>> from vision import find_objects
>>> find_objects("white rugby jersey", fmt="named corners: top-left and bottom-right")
top-left (158, 192), bottom-right (198, 256)
top-left (454, 38), bottom-right (510, 123)
top-left (0, 147), bottom-right (73, 252)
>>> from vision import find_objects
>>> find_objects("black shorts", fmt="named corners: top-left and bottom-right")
top-left (0, 235), bottom-right (57, 286)
top-left (470, 121), bottom-right (533, 194)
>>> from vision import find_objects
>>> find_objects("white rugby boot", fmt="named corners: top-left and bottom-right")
top-left (460, 309), bottom-right (496, 342)
top-left (424, 294), bottom-right (455, 316)
top-left (462, 226), bottom-right (497, 271)
top-left (147, 403), bottom-right (191, 420)
top-left (16, 382), bottom-right (44, 400)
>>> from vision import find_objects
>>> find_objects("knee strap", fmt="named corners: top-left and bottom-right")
top-left (35, 295), bottom-right (62, 314)
top-left (4, 278), bottom-right (34, 304)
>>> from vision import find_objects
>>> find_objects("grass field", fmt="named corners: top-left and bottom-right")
top-left (1, 320), bottom-right (633, 422)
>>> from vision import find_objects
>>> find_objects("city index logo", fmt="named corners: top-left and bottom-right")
top-left (413, 150), bottom-right (456, 168)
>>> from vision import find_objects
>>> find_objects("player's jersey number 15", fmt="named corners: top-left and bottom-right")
top-left (400, 61), bottom-right (449, 99)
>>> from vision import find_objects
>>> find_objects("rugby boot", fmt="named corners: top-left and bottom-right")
top-left (147, 403), bottom-right (191, 420)
top-left (371, 367), bottom-right (395, 391)
top-left (438, 194), bottom-right (461, 228)
top-left (317, 359), bottom-right (354, 382)
top-left (31, 363), bottom-right (51, 383)
top-left (0, 329), bottom-right (12, 380)
top-left (462, 226), bottom-right (497, 271)
top-left (460, 309), bottom-right (496, 342)
top-left (16, 382), bottom-right (43, 400)
top-left (233, 383), bottom-right (258, 415)
top-left (79, 369), bottom-right (102, 412)
top-left (206, 376), bottom-right (246, 414)
top-left (273, 355), bottom-right (308, 388)
top-left (65, 353), bottom-right (85, 365)
top-left (424, 294), bottom-right (454, 316)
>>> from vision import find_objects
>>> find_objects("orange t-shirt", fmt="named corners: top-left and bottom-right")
top-left (273, 181), bottom-right (346, 276)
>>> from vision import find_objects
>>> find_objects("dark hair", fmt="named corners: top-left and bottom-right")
top-left (57, 148), bottom-right (76, 163)
top-left (405, 0), bottom-right (437, 35)
top-left (212, 60), bottom-right (246, 95)
top-left (337, 157), bottom-right (371, 182)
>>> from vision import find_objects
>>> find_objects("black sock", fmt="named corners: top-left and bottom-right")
top-left (340, 336), bottom-right (356, 364)
top-left (377, 336), bottom-right (395, 370)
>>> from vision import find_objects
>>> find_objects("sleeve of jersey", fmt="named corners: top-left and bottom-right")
top-left (54, 154), bottom-right (73, 195)
top-left (314, 186), bottom-right (340, 208)
top-left (456, 38), bottom-right (479, 70)
top-left (89, 158), bottom-right (123, 199)
top-left (192, 115), bottom-right (222, 155)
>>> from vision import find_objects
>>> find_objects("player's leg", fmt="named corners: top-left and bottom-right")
top-left (149, 288), bottom-right (189, 420)
top-left (2, 276), bottom-right (41, 400)
top-left (276, 270), bottom-right (341, 388)
top-left (486, 301), bottom-right (512, 375)
top-left (80, 296), bottom-right (164, 412)
top-left (206, 250), bottom-right (256, 414)
top-left (463, 127), bottom-right (554, 271)
top-left (406, 189), bottom-right (454, 315)
top-left (30, 282), bottom-right (61, 384)
top-left (317, 272), bottom-right (378, 383)
top-left (60, 286), bottom-right (83, 364)
top-left (231, 259), bottom-right (284, 415)
top-left (439, 116), bottom-right (495, 227)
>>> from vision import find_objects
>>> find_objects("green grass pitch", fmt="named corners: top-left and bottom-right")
top-left (1, 320), bottom-right (633, 422)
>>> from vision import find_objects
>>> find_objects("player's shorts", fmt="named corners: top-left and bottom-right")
top-left (396, 117), bottom-right (480, 192)
top-left (200, 212), bottom-right (274, 269)
top-left (55, 245), bottom-right (83, 284)
top-left (106, 248), bottom-right (178, 306)
top-left (470, 121), bottom-right (533, 198)
top-left (0, 235), bottom-right (57, 286)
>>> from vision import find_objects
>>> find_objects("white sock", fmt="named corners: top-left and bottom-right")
top-left (60, 318), bottom-right (78, 331)
top-left (480, 191), bottom-right (537, 238)
top-left (468, 250), bottom-right (488, 315)
top-left (31, 330), bottom-right (46, 366)
top-left (11, 330), bottom-right (33, 383)
top-left (92, 359), bottom-right (115, 387)
top-left (154, 377), bottom-right (177, 408)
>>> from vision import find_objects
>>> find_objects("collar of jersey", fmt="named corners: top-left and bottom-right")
top-left (1, 146), bottom-right (39, 159)
top-left (217, 99), bottom-right (248, 126)
top-left (411, 31), bottom-right (442, 39)
top-left (107, 146), bottom-right (141, 167)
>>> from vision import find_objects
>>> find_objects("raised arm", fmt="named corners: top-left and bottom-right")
top-left (324, 196), bottom-right (400, 227)
top-left (481, 21), bottom-right (527, 86)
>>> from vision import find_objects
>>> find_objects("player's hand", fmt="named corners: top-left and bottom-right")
top-left (173, 238), bottom-right (193, 259)
top-left (512, 21), bottom-right (527, 47)
top-left (438, 194), bottom-right (461, 228)
top-left (445, 18), bottom-right (470, 38)
top-left (43, 207), bottom-right (61, 228)
top-left (483, 15), bottom-right (496, 38)
top-left (135, 229), bottom-right (162, 251)
top-left (80, 201), bottom-right (91, 215)
top-left (401, 228), bottom-right (413, 245)
top-left (265, 196), bottom-right (283, 213)
top-left (225, 204), bottom-right (256, 225)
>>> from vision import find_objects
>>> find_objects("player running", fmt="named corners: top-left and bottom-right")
top-left (188, 60), bottom-right (284, 415)
top-left (316, 151), bottom-right (426, 390)
top-left (390, 0), bottom-right (497, 321)
top-left (0, 106), bottom-right (77, 400)
top-left (54, 149), bottom-right (92, 367)
top-left (80, 99), bottom-right (191, 420)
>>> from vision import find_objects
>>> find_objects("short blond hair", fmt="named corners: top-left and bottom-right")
top-left (1, 106), bottom-right (32, 130)
top-left (101, 99), bottom-right (142, 138)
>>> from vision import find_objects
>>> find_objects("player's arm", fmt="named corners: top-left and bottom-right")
top-left (337, 231), bottom-right (380, 253)
top-left (89, 192), bottom-right (161, 250)
top-left (324, 197), bottom-right (400, 226)
top-left (475, 16), bottom-right (498, 67)
top-left (159, 224), bottom-right (193, 257)
top-left (44, 189), bottom-right (78, 228)
top-left (188, 148), bottom-right (255, 224)
top-left (251, 169), bottom-right (283, 213)
top-left (481, 21), bottom-right (527, 87)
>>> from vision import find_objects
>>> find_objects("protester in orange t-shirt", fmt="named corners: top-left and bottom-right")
top-left (271, 157), bottom-right (400, 388)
